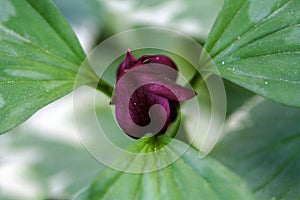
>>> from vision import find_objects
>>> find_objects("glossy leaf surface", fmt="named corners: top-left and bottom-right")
top-left (0, 0), bottom-right (97, 134)
top-left (212, 97), bottom-right (300, 199)
top-left (78, 137), bottom-right (255, 200)
top-left (203, 0), bottom-right (300, 107)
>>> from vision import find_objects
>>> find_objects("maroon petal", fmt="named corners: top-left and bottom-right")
top-left (138, 55), bottom-right (178, 81)
top-left (115, 83), bottom-right (170, 138)
top-left (129, 87), bottom-right (170, 131)
top-left (144, 83), bottom-right (196, 102)
top-left (113, 50), bottom-right (196, 138)
top-left (117, 49), bottom-right (137, 80)
top-left (125, 64), bottom-right (196, 101)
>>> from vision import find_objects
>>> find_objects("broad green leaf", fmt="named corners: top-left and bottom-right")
top-left (212, 97), bottom-right (300, 199)
top-left (183, 78), bottom-right (253, 152)
top-left (0, 0), bottom-right (98, 134)
top-left (78, 137), bottom-right (255, 200)
top-left (224, 79), bottom-right (254, 115)
top-left (202, 0), bottom-right (300, 107)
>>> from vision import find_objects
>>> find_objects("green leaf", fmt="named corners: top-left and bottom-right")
top-left (202, 0), bottom-right (300, 107)
top-left (224, 79), bottom-right (254, 115)
top-left (78, 137), bottom-right (255, 200)
top-left (0, 0), bottom-right (98, 134)
top-left (212, 97), bottom-right (300, 199)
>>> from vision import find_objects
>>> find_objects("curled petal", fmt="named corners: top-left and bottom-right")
top-left (117, 51), bottom-right (179, 81)
top-left (117, 49), bottom-right (137, 80)
top-left (127, 64), bottom-right (196, 101)
top-left (138, 55), bottom-right (178, 80)
top-left (115, 84), bottom-right (170, 138)
top-left (144, 83), bottom-right (196, 102)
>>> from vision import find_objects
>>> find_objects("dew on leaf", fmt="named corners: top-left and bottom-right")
top-left (4, 69), bottom-right (52, 80)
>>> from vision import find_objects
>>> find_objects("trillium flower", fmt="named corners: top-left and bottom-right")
top-left (112, 50), bottom-right (196, 138)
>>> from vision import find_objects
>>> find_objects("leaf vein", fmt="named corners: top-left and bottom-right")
top-left (254, 151), bottom-right (300, 192)
top-left (100, 144), bottom-right (150, 199)
top-left (165, 146), bottom-right (221, 199)
top-left (0, 83), bottom-right (71, 115)
top-left (24, 0), bottom-right (83, 62)
top-left (215, 22), bottom-right (300, 61)
top-left (212, 0), bottom-right (295, 59)
top-left (207, 0), bottom-right (248, 52)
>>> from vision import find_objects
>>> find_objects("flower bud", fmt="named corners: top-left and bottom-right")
top-left (112, 50), bottom-right (196, 138)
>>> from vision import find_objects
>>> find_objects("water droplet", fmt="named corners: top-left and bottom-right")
top-left (232, 68), bottom-right (235, 71)
top-left (264, 81), bottom-right (268, 85)
top-left (221, 61), bottom-right (225, 65)
top-left (237, 36), bottom-right (241, 40)
top-left (133, 102), bottom-right (137, 106)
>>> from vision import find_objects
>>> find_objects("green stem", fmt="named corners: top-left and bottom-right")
top-left (189, 71), bottom-right (202, 88)
top-left (96, 79), bottom-right (114, 97)
top-left (85, 65), bottom-right (114, 97)
top-left (164, 108), bottom-right (181, 138)
top-left (188, 66), bottom-right (214, 89)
